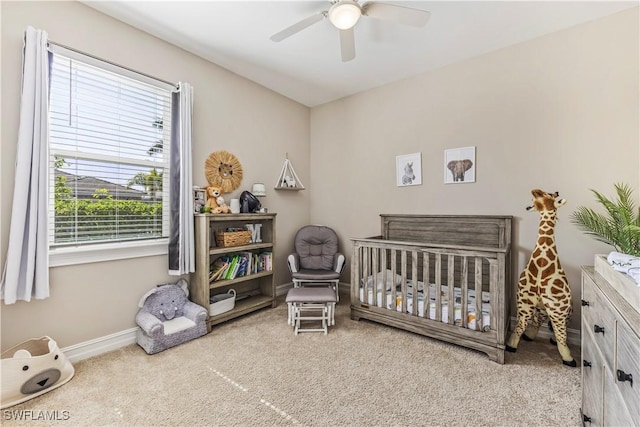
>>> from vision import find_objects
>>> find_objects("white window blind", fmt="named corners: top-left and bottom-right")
top-left (48, 46), bottom-right (173, 250)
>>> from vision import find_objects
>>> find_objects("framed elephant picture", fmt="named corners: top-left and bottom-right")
top-left (444, 147), bottom-right (476, 184)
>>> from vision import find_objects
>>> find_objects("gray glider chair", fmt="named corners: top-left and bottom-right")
top-left (286, 225), bottom-right (346, 334)
top-left (287, 225), bottom-right (345, 301)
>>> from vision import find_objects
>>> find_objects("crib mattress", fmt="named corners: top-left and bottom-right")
top-left (359, 283), bottom-right (490, 331)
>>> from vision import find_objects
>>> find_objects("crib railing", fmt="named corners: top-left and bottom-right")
top-left (351, 237), bottom-right (505, 332)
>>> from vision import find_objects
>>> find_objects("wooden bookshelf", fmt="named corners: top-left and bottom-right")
top-left (191, 213), bottom-right (276, 331)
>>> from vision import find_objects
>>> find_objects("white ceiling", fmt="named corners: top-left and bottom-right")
top-left (81, 1), bottom-right (638, 107)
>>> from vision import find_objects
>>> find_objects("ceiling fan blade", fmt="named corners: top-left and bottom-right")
top-left (361, 2), bottom-right (431, 27)
top-left (339, 28), bottom-right (356, 62)
top-left (270, 13), bottom-right (326, 42)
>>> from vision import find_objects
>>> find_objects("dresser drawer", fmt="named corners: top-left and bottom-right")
top-left (604, 370), bottom-right (635, 427)
top-left (581, 337), bottom-right (604, 426)
top-left (615, 319), bottom-right (640, 422)
top-left (581, 278), bottom-right (616, 370)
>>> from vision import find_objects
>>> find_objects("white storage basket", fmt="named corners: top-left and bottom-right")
top-left (209, 289), bottom-right (236, 316)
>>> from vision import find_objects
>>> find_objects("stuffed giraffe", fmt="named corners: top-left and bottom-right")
top-left (506, 189), bottom-right (576, 367)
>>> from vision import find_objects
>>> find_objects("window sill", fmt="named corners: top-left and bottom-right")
top-left (49, 239), bottom-right (168, 267)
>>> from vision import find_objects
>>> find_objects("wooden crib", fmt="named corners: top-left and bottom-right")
top-left (350, 215), bottom-right (512, 363)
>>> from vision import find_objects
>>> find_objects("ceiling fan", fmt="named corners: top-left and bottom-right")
top-left (270, 0), bottom-right (430, 62)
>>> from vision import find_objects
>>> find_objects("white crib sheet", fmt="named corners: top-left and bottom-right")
top-left (359, 282), bottom-right (490, 331)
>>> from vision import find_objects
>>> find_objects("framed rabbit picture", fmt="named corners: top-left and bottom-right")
top-left (396, 153), bottom-right (422, 187)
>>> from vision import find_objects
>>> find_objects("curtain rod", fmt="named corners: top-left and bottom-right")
top-left (48, 40), bottom-right (178, 88)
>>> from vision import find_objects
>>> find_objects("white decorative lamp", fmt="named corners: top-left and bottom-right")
top-left (252, 183), bottom-right (266, 197)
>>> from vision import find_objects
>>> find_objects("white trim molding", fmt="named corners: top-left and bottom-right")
top-left (50, 240), bottom-right (168, 267)
top-left (61, 328), bottom-right (138, 363)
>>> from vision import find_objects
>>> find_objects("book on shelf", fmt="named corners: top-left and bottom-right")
top-left (224, 256), bottom-right (240, 280)
top-left (258, 252), bottom-right (272, 272)
top-left (236, 252), bottom-right (252, 278)
top-left (252, 253), bottom-right (260, 274)
top-left (209, 256), bottom-right (231, 282)
top-left (210, 251), bottom-right (271, 282)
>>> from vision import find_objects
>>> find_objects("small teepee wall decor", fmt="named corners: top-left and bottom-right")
top-left (275, 155), bottom-right (305, 190)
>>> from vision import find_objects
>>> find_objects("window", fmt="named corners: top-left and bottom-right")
top-left (48, 46), bottom-right (173, 265)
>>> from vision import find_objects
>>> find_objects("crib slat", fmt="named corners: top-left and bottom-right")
top-left (461, 256), bottom-right (468, 328)
top-left (362, 246), bottom-right (370, 290)
top-left (447, 255), bottom-right (455, 324)
top-left (400, 250), bottom-right (407, 313)
top-left (475, 257), bottom-right (483, 331)
top-left (381, 247), bottom-right (388, 309)
top-left (352, 243), bottom-right (361, 304)
top-left (372, 247), bottom-right (379, 306)
top-left (435, 253), bottom-right (442, 322)
top-left (422, 252), bottom-right (429, 319)
top-left (488, 259), bottom-right (498, 332)
top-left (411, 250), bottom-right (418, 316)
top-left (391, 249), bottom-right (397, 310)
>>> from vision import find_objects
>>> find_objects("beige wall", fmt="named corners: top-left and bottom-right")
top-left (310, 7), bottom-right (639, 331)
top-left (1, 1), bottom-right (310, 349)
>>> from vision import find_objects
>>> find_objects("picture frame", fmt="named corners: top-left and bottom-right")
top-left (193, 187), bottom-right (206, 213)
top-left (444, 146), bottom-right (476, 184)
top-left (396, 153), bottom-right (422, 187)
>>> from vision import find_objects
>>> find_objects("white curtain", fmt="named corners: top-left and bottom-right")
top-left (1, 27), bottom-right (51, 304)
top-left (168, 82), bottom-right (195, 275)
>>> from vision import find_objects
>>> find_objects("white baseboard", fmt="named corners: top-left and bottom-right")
top-left (509, 317), bottom-right (581, 347)
top-left (61, 327), bottom-right (138, 363)
top-left (276, 282), bottom-right (293, 296)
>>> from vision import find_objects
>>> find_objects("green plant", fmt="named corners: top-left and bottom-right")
top-left (570, 183), bottom-right (640, 257)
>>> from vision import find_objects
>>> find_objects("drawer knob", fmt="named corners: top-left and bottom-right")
top-left (583, 360), bottom-right (592, 368)
top-left (581, 299), bottom-right (590, 307)
top-left (583, 414), bottom-right (592, 423)
top-left (593, 324), bottom-right (605, 334)
top-left (617, 369), bottom-right (633, 386)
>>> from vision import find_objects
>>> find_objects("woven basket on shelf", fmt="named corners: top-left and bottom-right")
top-left (214, 230), bottom-right (252, 248)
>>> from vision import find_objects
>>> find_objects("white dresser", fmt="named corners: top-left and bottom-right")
top-left (581, 266), bottom-right (639, 426)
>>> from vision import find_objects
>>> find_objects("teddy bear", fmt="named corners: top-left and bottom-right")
top-left (206, 185), bottom-right (231, 214)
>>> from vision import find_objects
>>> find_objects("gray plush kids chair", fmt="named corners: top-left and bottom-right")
top-left (135, 279), bottom-right (208, 354)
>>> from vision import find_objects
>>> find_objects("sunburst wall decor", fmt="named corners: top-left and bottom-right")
top-left (205, 150), bottom-right (243, 193)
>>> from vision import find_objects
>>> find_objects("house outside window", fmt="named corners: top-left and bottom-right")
top-left (48, 46), bottom-right (173, 266)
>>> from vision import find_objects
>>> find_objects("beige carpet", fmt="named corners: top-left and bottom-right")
top-left (3, 295), bottom-right (581, 426)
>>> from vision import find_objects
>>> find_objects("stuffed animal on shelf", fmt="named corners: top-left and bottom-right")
top-left (505, 189), bottom-right (576, 367)
top-left (206, 185), bottom-right (231, 214)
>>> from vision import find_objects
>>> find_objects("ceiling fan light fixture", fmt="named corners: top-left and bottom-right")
top-left (328, 0), bottom-right (362, 30)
